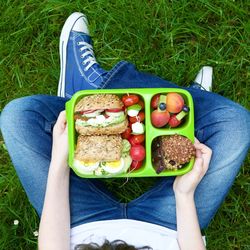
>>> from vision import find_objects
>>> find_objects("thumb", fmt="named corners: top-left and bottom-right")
top-left (192, 157), bottom-right (204, 176)
top-left (57, 111), bottom-right (66, 124)
top-left (53, 111), bottom-right (67, 134)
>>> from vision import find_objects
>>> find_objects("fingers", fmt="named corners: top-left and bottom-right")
top-left (194, 141), bottom-right (212, 156)
top-left (194, 137), bottom-right (200, 144)
top-left (194, 142), bottom-right (212, 173)
top-left (55, 111), bottom-right (66, 126)
top-left (57, 111), bottom-right (66, 123)
top-left (196, 148), bottom-right (202, 158)
top-left (192, 157), bottom-right (204, 175)
top-left (64, 123), bottom-right (68, 135)
top-left (53, 111), bottom-right (67, 133)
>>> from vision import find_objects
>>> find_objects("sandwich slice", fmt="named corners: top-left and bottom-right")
top-left (74, 94), bottom-right (128, 135)
top-left (74, 135), bottom-right (132, 176)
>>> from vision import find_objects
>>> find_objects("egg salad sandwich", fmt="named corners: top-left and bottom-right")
top-left (73, 135), bottom-right (132, 176)
top-left (74, 94), bottom-right (128, 135)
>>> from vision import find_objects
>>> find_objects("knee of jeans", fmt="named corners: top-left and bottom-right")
top-left (0, 96), bottom-right (34, 135)
top-left (228, 104), bottom-right (250, 146)
top-left (210, 102), bottom-right (250, 147)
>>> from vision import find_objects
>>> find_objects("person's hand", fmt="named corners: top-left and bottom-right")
top-left (51, 111), bottom-right (69, 169)
top-left (173, 138), bottom-right (212, 197)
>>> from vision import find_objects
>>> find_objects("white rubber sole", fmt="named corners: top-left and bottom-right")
top-left (57, 12), bottom-right (88, 97)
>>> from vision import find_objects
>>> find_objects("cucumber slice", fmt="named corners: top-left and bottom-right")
top-left (127, 104), bottom-right (142, 117)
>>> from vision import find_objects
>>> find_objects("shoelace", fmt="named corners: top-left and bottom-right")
top-left (77, 41), bottom-right (97, 71)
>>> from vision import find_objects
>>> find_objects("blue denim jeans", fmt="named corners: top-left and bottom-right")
top-left (1, 61), bottom-right (249, 230)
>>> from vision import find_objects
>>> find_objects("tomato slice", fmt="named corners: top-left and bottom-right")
top-left (82, 109), bottom-right (96, 114)
top-left (106, 108), bottom-right (123, 112)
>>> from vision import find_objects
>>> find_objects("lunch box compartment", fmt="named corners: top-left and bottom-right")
top-left (66, 88), bottom-right (194, 178)
top-left (151, 134), bottom-right (195, 176)
top-left (149, 92), bottom-right (191, 130)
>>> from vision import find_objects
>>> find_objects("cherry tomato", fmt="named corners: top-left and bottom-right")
top-left (128, 137), bottom-right (137, 146)
top-left (130, 145), bottom-right (146, 161)
top-left (106, 108), bottom-right (123, 112)
top-left (151, 94), bottom-right (160, 109)
top-left (122, 94), bottom-right (139, 107)
top-left (130, 160), bottom-right (143, 171)
top-left (129, 134), bottom-right (145, 145)
top-left (129, 111), bottom-right (145, 123)
top-left (138, 100), bottom-right (145, 110)
top-left (121, 127), bottom-right (132, 139)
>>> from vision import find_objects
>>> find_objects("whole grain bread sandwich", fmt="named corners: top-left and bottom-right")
top-left (74, 94), bottom-right (128, 135)
top-left (74, 135), bottom-right (132, 175)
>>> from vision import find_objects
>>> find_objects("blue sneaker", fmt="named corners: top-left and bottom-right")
top-left (57, 12), bottom-right (107, 98)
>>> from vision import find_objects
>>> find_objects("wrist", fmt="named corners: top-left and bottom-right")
top-left (175, 191), bottom-right (195, 203)
top-left (50, 159), bottom-right (69, 175)
top-left (51, 155), bottom-right (68, 167)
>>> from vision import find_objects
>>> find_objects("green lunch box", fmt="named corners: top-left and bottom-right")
top-left (66, 88), bottom-right (195, 178)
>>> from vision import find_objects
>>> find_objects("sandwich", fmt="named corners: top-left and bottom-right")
top-left (74, 94), bottom-right (128, 135)
top-left (152, 134), bottom-right (195, 173)
top-left (74, 135), bottom-right (132, 175)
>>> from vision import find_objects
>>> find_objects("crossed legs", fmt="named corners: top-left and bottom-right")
top-left (1, 66), bottom-right (249, 229)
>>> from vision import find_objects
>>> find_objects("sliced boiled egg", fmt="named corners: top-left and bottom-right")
top-left (101, 158), bottom-right (125, 174)
top-left (74, 159), bottom-right (100, 174)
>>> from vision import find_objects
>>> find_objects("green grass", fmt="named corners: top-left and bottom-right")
top-left (0, 0), bottom-right (249, 249)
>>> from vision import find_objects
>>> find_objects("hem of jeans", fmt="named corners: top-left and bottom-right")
top-left (98, 61), bottom-right (129, 89)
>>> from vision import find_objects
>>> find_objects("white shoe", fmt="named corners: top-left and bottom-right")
top-left (194, 66), bottom-right (213, 91)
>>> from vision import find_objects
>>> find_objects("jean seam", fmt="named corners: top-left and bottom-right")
top-left (128, 178), bottom-right (169, 205)
top-left (86, 180), bottom-right (120, 205)
top-left (99, 61), bottom-right (128, 89)
top-left (124, 203), bottom-right (127, 218)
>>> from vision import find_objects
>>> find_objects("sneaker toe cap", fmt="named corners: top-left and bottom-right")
top-left (72, 16), bottom-right (89, 34)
